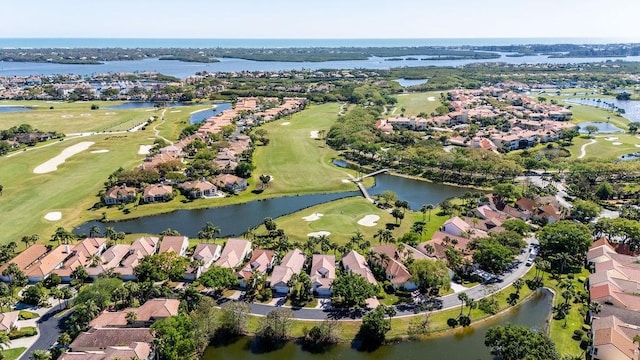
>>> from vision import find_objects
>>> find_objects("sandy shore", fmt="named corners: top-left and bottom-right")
top-left (33, 141), bottom-right (94, 174)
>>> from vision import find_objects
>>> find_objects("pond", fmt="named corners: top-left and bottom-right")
top-left (105, 102), bottom-right (191, 110)
top-left (567, 98), bottom-right (640, 123)
top-left (202, 289), bottom-right (553, 360)
top-left (577, 121), bottom-right (624, 134)
top-left (619, 152), bottom-right (640, 161)
top-left (189, 102), bottom-right (232, 124)
top-left (394, 78), bottom-right (429, 87)
top-left (0, 105), bottom-right (33, 113)
top-left (73, 174), bottom-right (467, 238)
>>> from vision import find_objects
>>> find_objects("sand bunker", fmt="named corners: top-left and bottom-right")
top-left (307, 231), bottom-right (331, 237)
top-left (138, 145), bottom-right (153, 155)
top-left (44, 212), bottom-right (62, 221)
top-left (80, 113), bottom-right (92, 117)
top-left (302, 213), bottom-right (324, 222)
top-left (357, 215), bottom-right (380, 227)
top-left (605, 137), bottom-right (619, 141)
top-left (427, 96), bottom-right (436, 101)
top-left (33, 141), bottom-right (94, 174)
top-left (635, 144), bottom-right (640, 148)
top-left (341, 179), bottom-right (352, 183)
top-left (60, 114), bottom-right (74, 118)
top-left (170, 110), bottom-right (182, 113)
top-left (612, 142), bottom-right (623, 145)
top-left (281, 122), bottom-right (291, 126)
top-left (310, 131), bottom-right (319, 139)
top-left (105, 112), bottom-right (116, 115)
top-left (90, 149), bottom-right (109, 154)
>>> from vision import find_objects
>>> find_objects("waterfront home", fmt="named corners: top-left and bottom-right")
top-left (66, 328), bottom-right (153, 354)
top-left (179, 179), bottom-right (218, 199)
top-left (268, 248), bottom-right (305, 294)
top-left (184, 243), bottom-right (222, 280)
top-left (113, 237), bottom-right (159, 280)
top-left (0, 244), bottom-right (48, 282)
top-left (418, 231), bottom-right (473, 261)
top-left (158, 236), bottom-right (189, 256)
top-left (310, 254), bottom-right (335, 296)
top-left (215, 238), bottom-right (252, 269)
top-left (142, 183), bottom-right (173, 203)
top-left (341, 250), bottom-right (377, 285)
top-left (590, 315), bottom-right (640, 360)
top-left (371, 245), bottom-right (420, 290)
top-left (89, 298), bottom-right (180, 328)
top-left (214, 174), bottom-right (248, 194)
top-left (86, 244), bottom-right (130, 279)
top-left (104, 184), bottom-right (137, 205)
top-left (25, 245), bottom-right (70, 282)
top-left (237, 249), bottom-right (275, 288)
top-left (60, 341), bottom-right (152, 360)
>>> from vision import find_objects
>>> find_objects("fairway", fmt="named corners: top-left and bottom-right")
top-left (252, 103), bottom-right (362, 195)
top-left (254, 197), bottom-right (415, 245)
top-left (0, 131), bottom-right (152, 245)
top-left (0, 100), bottom-right (159, 134)
top-left (393, 91), bottom-right (444, 117)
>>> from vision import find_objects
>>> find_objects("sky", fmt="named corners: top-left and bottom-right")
top-left (2, 0), bottom-right (640, 39)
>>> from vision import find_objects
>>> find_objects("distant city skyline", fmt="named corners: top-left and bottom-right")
top-left (2, 0), bottom-right (639, 40)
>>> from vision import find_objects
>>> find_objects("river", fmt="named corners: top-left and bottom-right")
top-left (3, 54), bottom-right (640, 78)
top-left (202, 290), bottom-right (552, 360)
top-left (73, 174), bottom-right (468, 238)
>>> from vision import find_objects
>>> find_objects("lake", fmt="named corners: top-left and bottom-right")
top-left (190, 103), bottom-right (233, 124)
top-left (105, 102), bottom-right (189, 110)
top-left (394, 78), bottom-right (429, 87)
top-left (202, 289), bottom-right (553, 360)
top-left (4, 54), bottom-right (640, 78)
top-left (73, 174), bottom-right (468, 238)
top-left (576, 121), bottom-right (624, 134)
top-left (567, 98), bottom-right (640, 123)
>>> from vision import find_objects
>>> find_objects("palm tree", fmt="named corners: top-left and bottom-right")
top-left (259, 174), bottom-right (271, 190)
top-left (52, 227), bottom-right (73, 245)
top-left (466, 297), bottom-right (477, 317)
top-left (0, 331), bottom-right (9, 351)
top-left (329, 242), bottom-right (339, 256)
top-left (57, 333), bottom-right (72, 348)
top-left (318, 235), bottom-right (331, 254)
top-left (305, 237), bottom-right (318, 255)
top-left (29, 350), bottom-right (52, 360)
top-left (423, 243), bottom-right (435, 256)
top-left (104, 226), bottom-right (117, 242)
top-left (424, 203), bottom-right (434, 221)
top-left (420, 204), bottom-right (428, 222)
top-left (391, 208), bottom-right (404, 225)
top-left (87, 254), bottom-right (102, 267)
top-left (374, 229), bottom-right (386, 245)
top-left (21, 235), bottom-right (31, 249)
top-left (513, 278), bottom-right (524, 295)
top-left (89, 225), bottom-right (101, 238)
top-left (457, 292), bottom-right (469, 317)
top-left (126, 311), bottom-right (138, 325)
top-left (198, 222), bottom-right (221, 243)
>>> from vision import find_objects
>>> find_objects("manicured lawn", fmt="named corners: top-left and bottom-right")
top-left (252, 103), bottom-right (363, 195)
top-left (155, 103), bottom-right (220, 142)
top-left (0, 132), bottom-right (151, 244)
top-left (565, 134), bottom-right (640, 160)
top-left (253, 197), bottom-right (416, 246)
top-left (0, 100), bottom-right (155, 134)
top-left (393, 91), bottom-right (444, 117)
top-left (1, 348), bottom-right (26, 360)
top-left (566, 102), bottom-right (629, 130)
top-left (547, 270), bottom-right (590, 358)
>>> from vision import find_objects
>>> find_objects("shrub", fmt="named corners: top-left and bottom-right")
top-left (9, 326), bottom-right (37, 339)
top-left (573, 329), bottom-right (584, 340)
top-left (18, 311), bottom-right (39, 320)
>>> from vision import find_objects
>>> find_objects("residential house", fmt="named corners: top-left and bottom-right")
top-left (268, 249), bottom-right (305, 294)
top-left (0, 244), bottom-right (48, 282)
top-left (237, 249), bottom-right (275, 288)
top-left (442, 216), bottom-right (472, 237)
top-left (113, 237), bottom-right (159, 280)
top-left (184, 244), bottom-right (222, 280)
top-left (89, 298), bottom-right (180, 328)
top-left (215, 238), bottom-right (252, 269)
top-left (591, 315), bottom-right (640, 360)
top-left (179, 179), bottom-right (219, 199)
top-left (26, 245), bottom-right (70, 282)
top-left (417, 231), bottom-right (473, 261)
top-left (214, 174), bottom-right (248, 194)
top-left (341, 250), bottom-right (377, 285)
top-left (59, 341), bottom-right (152, 360)
top-left (67, 328), bottom-right (154, 352)
top-left (0, 311), bottom-right (19, 332)
top-left (86, 244), bottom-right (130, 279)
top-left (142, 184), bottom-right (173, 203)
top-left (52, 237), bottom-right (107, 282)
top-left (158, 236), bottom-right (189, 256)
top-left (310, 254), bottom-right (335, 296)
top-left (371, 245), bottom-right (423, 290)
top-left (104, 185), bottom-right (137, 205)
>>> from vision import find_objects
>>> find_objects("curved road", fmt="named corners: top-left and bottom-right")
top-left (19, 304), bottom-right (72, 360)
top-left (245, 240), bottom-right (536, 320)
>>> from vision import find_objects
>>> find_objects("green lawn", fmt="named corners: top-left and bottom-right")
top-left (566, 102), bottom-right (629, 130)
top-left (251, 103), bottom-right (364, 195)
top-left (1, 348), bottom-right (25, 360)
top-left (155, 103), bottom-right (220, 142)
top-left (0, 131), bottom-right (151, 244)
top-left (253, 197), bottom-right (416, 245)
top-left (565, 134), bottom-right (640, 160)
top-left (0, 100), bottom-right (156, 134)
top-left (393, 91), bottom-right (445, 117)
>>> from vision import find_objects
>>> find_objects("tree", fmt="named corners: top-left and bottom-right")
top-left (584, 125), bottom-right (599, 136)
top-left (197, 222), bottom-right (221, 243)
top-left (22, 284), bottom-right (48, 306)
top-left (485, 324), bottom-right (559, 360)
top-left (151, 314), bottom-right (197, 360)
top-left (513, 279), bottom-right (524, 295)
top-left (391, 208), bottom-right (404, 225)
top-left (571, 199), bottom-right (602, 223)
top-left (29, 350), bottom-right (52, 360)
top-left (2, 263), bottom-right (28, 293)
top-left (378, 190), bottom-right (397, 206)
top-left (358, 306), bottom-right (391, 349)
top-left (494, 183), bottom-right (522, 202)
top-left (259, 174), bottom-right (271, 190)
top-left (126, 311), bottom-right (137, 325)
top-left (74, 277), bottom-right (123, 310)
top-left (51, 227), bottom-right (73, 245)
top-left (135, 252), bottom-right (189, 282)
top-left (0, 330), bottom-right (9, 351)
top-left (408, 259), bottom-right (450, 296)
top-left (301, 320), bottom-right (340, 352)
top-left (0, 184), bottom-right (3, 196)
top-left (263, 217), bottom-right (277, 232)
top-left (198, 266), bottom-right (239, 295)
top-left (472, 240), bottom-right (514, 274)
top-left (331, 272), bottom-right (375, 309)
top-left (288, 272), bottom-right (313, 306)
top-left (538, 221), bottom-right (592, 273)
top-left (234, 162), bottom-right (253, 179)
top-left (595, 182), bottom-right (615, 200)
top-left (218, 301), bottom-right (250, 336)
top-left (502, 219), bottom-right (530, 236)
top-left (629, 122), bottom-right (640, 134)
top-left (89, 225), bottom-right (101, 238)
top-left (190, 296), bottom-right (218, 355)
top-left (71, 266), bottom-right (89, 287)
top-left (256, 308), bottom-right (294, 346)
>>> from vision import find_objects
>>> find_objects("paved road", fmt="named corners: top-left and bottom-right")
top-left (19, 304), bottom-right (71, 360)
top-left (245, 238), bottom-right (537, 320)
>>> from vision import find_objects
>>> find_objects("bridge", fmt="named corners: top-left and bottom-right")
top-left (352, 168), bottom-right (389, 201)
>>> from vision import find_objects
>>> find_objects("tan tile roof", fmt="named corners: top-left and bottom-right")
top-left (0, 311), bottom-right (18, 331)
top-left (0, 244), bottom-right (48, 273)
top-left (26, 245), bottom-right (69, 278)
top-left (70, 328), bottom-right (153, 351)
top-left (310, 254), bottom-right (335, 289)
top-left (89, 298), bottom-right (180, 328)
top-left (159, 236), bottom-right (188, 254)
top-left (341, 250), bottom-right (377, 285)
top-left (238, 249), bottom-right (274, 280)
top-left (268, 249), bottom-right (305, 286)
top-left (215, 238), bottom-right (251, 269)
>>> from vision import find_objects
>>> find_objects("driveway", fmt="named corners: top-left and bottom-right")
top-left (19, 304), bottom-right (71, 360)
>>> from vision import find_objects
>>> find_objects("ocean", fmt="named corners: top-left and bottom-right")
top-left (1, 37), bottom-right (638, 49)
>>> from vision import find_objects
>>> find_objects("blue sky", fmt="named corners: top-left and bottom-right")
top-left (2, 0), bottom-right (639, 39)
